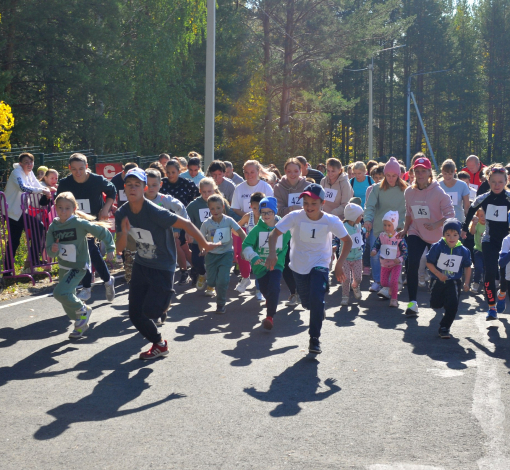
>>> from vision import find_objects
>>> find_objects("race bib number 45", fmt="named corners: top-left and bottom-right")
top-left (437, 252), bottom-right (462, 273)
top-left (299, 222), bottom-right (328, 244)
top-left (411, 205), bottom-right (430, 219)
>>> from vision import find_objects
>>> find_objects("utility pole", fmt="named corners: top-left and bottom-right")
top-left (204, 0), bottom-right (215, 170)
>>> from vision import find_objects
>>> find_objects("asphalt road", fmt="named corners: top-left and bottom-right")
top-left (0, 272), bottom-right (509, 470)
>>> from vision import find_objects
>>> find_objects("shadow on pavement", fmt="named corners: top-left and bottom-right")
top-left (244, 357), bottom-right (341, 417)
top-left (33, 366), bottom-right (185, 440)
top-left (466, 317), bottom-right (510, 370)
top-left (0, 316), bottom-right (69, 348)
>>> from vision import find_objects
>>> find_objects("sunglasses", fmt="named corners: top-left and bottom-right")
top-left (490, 167), bottom-right (506, 174)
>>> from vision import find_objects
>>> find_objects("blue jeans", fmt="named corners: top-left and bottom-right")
top-left (473, 250), bottom-right (484, 284)
top-left (369, 231), bottom-right (381, 283)
top-left (293, 267), bottom-right (329, 338)
top-left (257, 269), bottom-right (282, 317)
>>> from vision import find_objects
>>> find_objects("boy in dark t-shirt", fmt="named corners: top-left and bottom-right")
top-left (115, 168), bottom-right (219, 360)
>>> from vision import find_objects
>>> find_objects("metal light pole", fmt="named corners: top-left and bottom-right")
top-left (204, 0), bottom-right (215, 170)
top-left (406, 69), bottom-right (449, 169)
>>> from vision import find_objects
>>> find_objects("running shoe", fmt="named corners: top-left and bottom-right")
top-left (262, 316), bottom-right (273, 330)
top-left (308, 337), bottom-right (322, 354)
top-left (340, 296), bottom-right (349, 306)
top-left (286, 294), bottom-right (300, 306)
top-left (235, 277), bottom-right (251, 293)
top-left (177, 269), bottom-right (189, 285)
top-left (75, 305), bottom-right (92, 329)
top-left (352, 285), bottom-right (362, 300)
top-left (486, 308), bottom-right (498, 321)
top-left (369, 282), bottom-right (381, 292)
top-left (377, 287), bottom-right (391, 299)
top-left (405, 301), bottom-right (419, 317)
top-left (205, 286), bottom-right (216, 297)
top-left (139, 341), bottom-right (169, 360)
top-left (77, 287), bottom-right (92, 301)
top-left (105, 276), bottom-right (116, 302)
top-left (216, 304), bottom-right (226, 314)
top-left (196, 274), bottom-right (207, 291)
top-left (496, 292), bottom-right (506, 314)
top-left (255, 290), bottom-right (265, 302)
top-left (389, 299), bottom-right (398, 308)
top-left (470, 282), bottom-right (479, 294)
top-left (69, 324), bottom-right (89, 339)
top-left (438, 327), bottom-right (451, 339)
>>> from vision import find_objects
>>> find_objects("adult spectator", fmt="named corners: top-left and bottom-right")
top-left (180, 152), bottom-right (205, 185)
top-left (208, 160), bottom-right (236, 204)
top-left (295, 156), bottom-right (324, 184)
top-left (111, 162), bottom-right (138, 207)
top-left (158, 153), bottom-right (171, 167)
top-left (461, 155), bottom-right (485, 189)
top-left (57, 153), bottom-right (117, 301)
top-left (364, 157), bottom-right (407, 291)
top-left (397, 156), bottom-right (454, 317)
top-left (319, 157), bottom-right (353, 220)
top-left (4, 152), bottom-right (52, 272)
top-left (224, 161), bottom-right (244, 185)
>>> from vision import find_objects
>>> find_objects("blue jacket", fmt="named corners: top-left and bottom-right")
top-left (426, 238), bottom-right (471, 281)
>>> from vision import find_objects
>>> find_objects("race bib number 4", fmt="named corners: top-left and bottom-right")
top-left (213, 227), bottom-right (231, 243)
top-left (380, 244), bottom-right (397, 260)
top-left (199, 208), bottom-right (211, 222)
top-left (258, 231), bottom-right (283, 250)
top-left (129, 227), bottom-right (155, 245)
top-left (288, 193), bottom-right (303, 207)
top-left (437, 252), bottom-right (462, 273)
top-left (76, 199), bottom-right (91, 214)
top-left (324, 188), bottom-right (338, 202)
top-left (447, 192), bottom-right (458, 206)
top-left (411, 205), bottom-right (430, 219)
top-left (58, 244), bottom-right (77, 263)
top-left (299, 222), bottom-right (328, 244)
top-left (350, 232), bottom-right (363, 249)
top-left (485, 204), bottom-right (507, 222)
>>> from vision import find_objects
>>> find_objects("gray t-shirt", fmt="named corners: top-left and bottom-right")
top-left (217, 178), bottom-right (236, 204)
top-left (200, 215), bottom-right (241, 254)
top-left (115, 199), bottom-right (178, 272)
top-left (439, 180), bottom-right (470, 223)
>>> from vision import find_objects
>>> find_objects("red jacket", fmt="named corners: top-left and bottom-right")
top-left (461, 163), bottom-right (486, 188)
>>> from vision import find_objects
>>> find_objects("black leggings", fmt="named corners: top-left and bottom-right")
top-left (282, 243), bottom-right (296, 295)
top-left (482, 240), bottom-right (506, 306)
top-left (4, 215), bottom-right (45, 271)
top-left (406, 235), bottom-right (431, 302)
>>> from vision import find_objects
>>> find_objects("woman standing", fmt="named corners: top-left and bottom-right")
top-left (364, 157), bottom-right (407, 292)
top-left (397, 157), bottom-right (454, 317)
top-left (350, 161), bottom-right (374, 208)
top-left (320, 158), bottom-right (353, 220)
top-left (273, 158), bottom-right (308, 305)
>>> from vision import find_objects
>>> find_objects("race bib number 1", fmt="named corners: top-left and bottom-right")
top-left (447, 192), bottom-right (458, 206)
top-left (59, 244), bottom-right (77, 263)
top-left (76, 199), bottom-right (91, 214)
top-left (258, 231), bottom-right (283, 250)
top-left (288, 193), bottom-right (303, 207)
top-left (129, 227), bottom-right (155, 245)
top-left (380, 244), bottom-right (397, 260)
top-left (437, 252), bottom-right (462, 273)
top-left (350, 232), bottom-right (363, 249)
top-left (299, 222), bottom-right (328, 244)
top-left (485, 204), bottom-right (507, 222)
top-left (411, 205), bottom-right (430, 219)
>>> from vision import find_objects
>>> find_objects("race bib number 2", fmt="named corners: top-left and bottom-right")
top-left (299, 222), bottom-right (328, 244)
top-left (58, 244), bottom-right (77, 263)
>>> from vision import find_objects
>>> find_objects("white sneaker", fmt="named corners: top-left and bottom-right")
top-left (205, 286), bottom-right (216, 297)
top-left (377, 287), bottom-right (391, 299)
top-left (471, 282), bottom-right (480, 293)
top-left (418, 279), bottom-right (427, 288)
top-left (235, 277), bottom-right (251, 293)
top-left (256, 290), bottom-right (265, 301)
top-left (287, 294), bottom-right (300, 306)
top-left (341, 296), bottom-right (349, 306)
top-left (405, 301), bottom-right (419, 317)
top-left (369, 282), bottom-right (381, 292)
top-left (69, 324), bottom-right (89, 339)
top-left (77, 287), bottom-right (92, 301)
top-left (352, 285), bottom-right (362, 300)
top-left (105, 276), bottom-right (116, 302)
top-left (75, 305), bottom-right (92, 329)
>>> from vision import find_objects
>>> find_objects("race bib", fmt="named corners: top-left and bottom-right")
top-left (299, 222), bottom-right (328, 244)
top-left (213, 227), bottom-right (231, 243)
top-left (485, 204), bottom-right (507, 222)
top-left (58, 244), bottom-right (77, 263)
top-left (76, 199), bottom-right (91, 214)
top-left (324, 188), bottom-right (338, 202)
top-left (199, 208), bottom-right (211, 222)
top-left (288, 193), bottom-right (303, 207)
top-left (242, 197), bottom-right (251, 213)
top-left (411, 205), bottom-right (430, 219)
top-left (380, 244), bottom-right (397, 260)
top-left (469, 186), bottom-right (477, 201)
top-left (469, 183), bottom-right (478, 192)
top-left (129, 227), bottom-right (155, 245)
top-left (350, 232), bottom-right (363, 249)
top-left (446, 192), bottom-right (458, 206)
top-left (258, 231), bottom-right (283, 250)
top-left (118, 190), bottom-right (127, 202)
top-left (437, 252), bottom-right (462, 273)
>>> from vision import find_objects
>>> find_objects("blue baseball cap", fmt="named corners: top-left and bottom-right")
top-left (125, 168), bottom-right (147, 184)
top-left (259, 197), bottom-right (277, 214)
top-left (299, 183), bottom-right (325, 201)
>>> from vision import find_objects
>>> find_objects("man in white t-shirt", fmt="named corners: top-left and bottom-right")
top-left (265, 183), bottom-right (352, 354)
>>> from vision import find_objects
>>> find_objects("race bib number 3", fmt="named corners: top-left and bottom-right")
top-left (411, 205), bottom-right (430, 219)
top-left (199, 208), bottom-right (211, 222)
top-left (288, 193), bottom-right (303, 207)
top-left (324, 188), bottom-right (338, 202)
top-left (129, 227), bottom-right (155, 245)
top-left (258, 232), bottom-right (283, 250)
top-left (447, 192), bottom-right (458, 206)
top-left (485, 204), bottom-right (507, 222)
top-left (59, 244), bottom-right (77, 263)
top-left (299, 222), bottom-right (328, 244)
top-left (213, 227), bottom-right (231, 243)
top-left (76, 199), bottom-right (91, 214)
top-left (380, 244), bottom-right (397, 260)
top-left (437, 252), bottom-right (462, 273)
top-left (350, 232), bottom-right (363, 249)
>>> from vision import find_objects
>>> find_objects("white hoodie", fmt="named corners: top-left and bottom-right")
top-left (5, 163), bottom-right (45, 221)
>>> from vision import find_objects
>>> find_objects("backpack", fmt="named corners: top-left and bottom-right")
top-left (350, 176), bottom-right (374, 188)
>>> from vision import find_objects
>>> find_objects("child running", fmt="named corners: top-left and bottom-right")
top-left (426, 219), bottom-right (471, 338)
top-left (265, 183), bottom-right (352, 354)
top-left (339, 203), bottom-right (364, 306)
top-left (469, 208), bottom-right (485, 293)
top-left (46, 192), bottom-right (116, 339)
top-left (242, 197), bottom-right (291, 329)
top-left (370, 211), bottom-right (408, 307)
top-left (200, 195), bottom-right (245, 313)
top-left (115, 169), bottom-right (218, 360)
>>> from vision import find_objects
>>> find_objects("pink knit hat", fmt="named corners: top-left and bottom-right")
top-left (384, 156), bottom-right (401, 175)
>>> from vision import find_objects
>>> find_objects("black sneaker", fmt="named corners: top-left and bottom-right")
top-left (190, 268), bottom-right (198, 287)
top-left (177, 269), bottom-right (189, 285)
top-left (215, 304), bottom-right (226, 314)
top-left (438, 327), bottom-right (451, 339)
top-left (309, 337), bottom-right (322, 354)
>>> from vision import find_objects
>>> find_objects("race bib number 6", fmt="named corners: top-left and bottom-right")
top-left (350, 232), bottom-right (363, 249)
top-left (380, 244), bottom-right (397, 260)
top-left (299, 222), bottom-right (328, 244)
